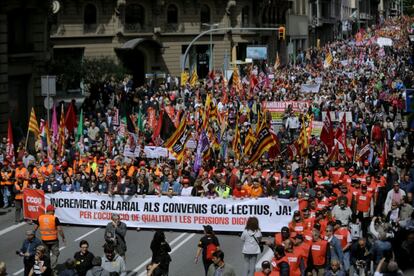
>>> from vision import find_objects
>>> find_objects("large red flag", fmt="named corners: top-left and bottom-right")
top-left (152, 109), bottom-right (164, 145)
top-left (335, 114), bottom-right (347, 148)
top-left (6, 119), bottom-right (14, 162)
top-left (64, 102), bottom-right (77, 135)
top-left (321, 111), bottom-right (334, 152)
top-left (379, 140), bottom-right (388, 169)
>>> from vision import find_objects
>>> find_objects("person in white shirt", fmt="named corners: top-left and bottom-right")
top-left (240, 217), bottom-right (262, 276)
top-left (384, 182), bottom-right (406, 215)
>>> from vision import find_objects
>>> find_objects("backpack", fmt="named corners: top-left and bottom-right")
top-left (205, 242), bottom-right (217, 260)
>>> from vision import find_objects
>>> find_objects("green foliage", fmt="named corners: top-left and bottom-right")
top-left (80, 57), bottom-right (127, 91)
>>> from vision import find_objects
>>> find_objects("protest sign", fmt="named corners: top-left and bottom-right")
top-left (301, 83), bottom-right (321, 93)
top-left (311, 121), bottom-right (323, 137)
top-left (262, 101), bottom-right (310, 124)
top-left (23, 189), bottom-right (46, 220)
top-left (23, 190), bottom-right (298, 232)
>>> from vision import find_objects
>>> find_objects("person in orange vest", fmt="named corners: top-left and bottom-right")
top-left (293, 234), bottom-right (311, 270)
top-left (13, 174), bottom-right (27, 222)
top-left (333, 220), bottom-right (352, 271)
top-left (288, 211), bottom-right (307, 235)
top-left (254, 261), bottom-right (277, 276)
top-left (270, 245), bottom-right (289, 276)
top-left (283, 238), bottom-right (303, 276)
top-left (274, 227), bottom-right (291, 246)
top-left (1, 160), bottom-right (13, 208)
top-left (308, 226), bottom-right (330, 276)
top-left (33, 205), bottom-right (66, 276)
top-left (355, 184), bottom-right (373, 234)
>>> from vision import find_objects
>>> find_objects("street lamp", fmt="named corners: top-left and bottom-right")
top-left (202, 23), bottom-right (219, 72)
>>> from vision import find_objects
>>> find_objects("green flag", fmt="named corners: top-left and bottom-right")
top-left (137, 110), bottom-right (144, 132)
top-left (76, 109), bottom-right (83, 143)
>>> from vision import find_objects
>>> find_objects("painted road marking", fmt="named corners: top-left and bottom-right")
top-left (0, 222), bottom-right (25, 237)
top-left (128, 232), bottom-right (193, 276)
top-left (74, 227), bottom-right (100, 241)
top-left (137, 233), bottom-right (196, 276)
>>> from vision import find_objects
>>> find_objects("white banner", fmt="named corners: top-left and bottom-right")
top-left (45, 193), bottom-right (298, 232)
top-left (300, 83), bottom-right (320, 93)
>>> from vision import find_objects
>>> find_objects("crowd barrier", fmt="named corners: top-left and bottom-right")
top-left (23, 189), bottom-right (298, 232)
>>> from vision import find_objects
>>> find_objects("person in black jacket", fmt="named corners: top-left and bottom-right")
top-left (74, 240), bottom-right (94, 276)
top-left (150, 231), bottom-right (171, 275)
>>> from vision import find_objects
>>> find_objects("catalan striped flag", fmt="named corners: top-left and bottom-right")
top-left (189, 66), bottom-right (198, 87)
top-left (243, 127), bottom-right (257, 156)
top-left (274, 52), bottom-right (280, 71)
top-left (28, 107), bottom-right (40, 137)
top-left (297, 124), bottom-right (309, 156)
top-left (323, 51), bottom-right (333, 68)
top-left (232, 115), bottom-right (241, 159)
top-left (232, 65), bottom-right (242, 93)
top-left (164, 116), bottom-right (191, 162)
top-left (247, 124), bottom-right (276, 164)
top-left (201, 93), bottom-right (212, 130)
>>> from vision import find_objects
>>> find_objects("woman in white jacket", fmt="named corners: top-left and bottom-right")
top-left (241, 217), bottom-right (262, 276)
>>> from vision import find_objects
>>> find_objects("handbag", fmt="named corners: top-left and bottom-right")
top-left (251, 233), bottom-right (263, 253)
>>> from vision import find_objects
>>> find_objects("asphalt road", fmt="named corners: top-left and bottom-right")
top-left (0, 207), bottom-right (275, 276)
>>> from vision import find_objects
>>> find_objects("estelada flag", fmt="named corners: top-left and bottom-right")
top-left (164, 116), bottom-right (191, 162)
top-left (247, 125), bottom-right (276, 164)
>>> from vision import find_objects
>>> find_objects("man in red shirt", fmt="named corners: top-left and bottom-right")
top-left (309, 226), bottom-right (330, 276)
top-left (356, 184), bottom-right (373, 233)
top-left (333, 220), bottom-right (352, 271)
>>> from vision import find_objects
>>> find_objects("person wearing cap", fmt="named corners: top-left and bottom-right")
top-left (274, 226), bottom-right (291, 246)
top-left (356, 184), bottom-right (374, 233)
top-left (104, 213), bottom-right (127, 258)
top-left (33, 205), bottom-right (66, 275)
top-left (18, 230), bottom-right (42, 276)
top-left (195, 225), bottom-right (220, 276)
top-left (206, 250), bottom-right (236, 276)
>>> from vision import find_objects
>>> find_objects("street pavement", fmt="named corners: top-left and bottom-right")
top-left (0, 207), bottom-right (275, 276)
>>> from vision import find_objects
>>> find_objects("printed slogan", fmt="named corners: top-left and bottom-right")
top-left (24, 190), bottom-right (298, 232)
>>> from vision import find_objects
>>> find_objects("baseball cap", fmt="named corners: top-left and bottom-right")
top-left (203, 225), bottom-right (213, 234)
top-left (46, 205), bottom-right (55, 212)
top-left (261, 261), bottom-right (271, 269)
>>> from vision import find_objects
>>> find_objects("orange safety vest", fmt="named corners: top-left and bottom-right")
top-left (1, 171), bottom-right (13, 185)
top-left (285, 251), bottom-right (301, 276)
top-left (14, 182), bottom-right (27, 200)
top-left (356, 192), bottom-right (372, 213)
top-left (288, 221), bottom-right (306, 235)
top-left (310, 239), bottom-right (328, 266)
top-left (38, 214), bottom-right (58, 241)
top-left (334, 227), bottom-right (350, 249)
top-left (271, 256), bottom-right (289, 275)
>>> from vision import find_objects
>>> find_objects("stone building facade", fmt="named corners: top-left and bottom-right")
top-left (0, 0), bottom-right (51, 137)
top-left (50, 0), bottom-right (293, 86)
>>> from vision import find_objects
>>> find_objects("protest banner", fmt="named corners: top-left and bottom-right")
top-left (322, 111), bottom-right (352, 123)
top-left (23, 190), bottom-right (298, 232)
top-left (23, 189), bottom-right (46, 220)
top-left (311, 121), bottom-right (323, 137)
top-left (300, 83), bottom-right (321, 93)
top-left (262, 101), bottom-right (310, 124)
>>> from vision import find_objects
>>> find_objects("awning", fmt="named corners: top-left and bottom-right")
top-left (118, 38), bottom-right (162, 50)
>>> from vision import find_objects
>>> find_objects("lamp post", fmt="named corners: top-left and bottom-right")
top-left (202, 23), bottom-right (219, 72)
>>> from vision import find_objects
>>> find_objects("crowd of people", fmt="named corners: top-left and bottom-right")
top-left (0, 15), bottom-right (414, 276)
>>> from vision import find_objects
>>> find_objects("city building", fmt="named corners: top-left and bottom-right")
top-left (50, 0), bottom-right (294, 89)
top-left (0, 0), bottom-right (51, 137)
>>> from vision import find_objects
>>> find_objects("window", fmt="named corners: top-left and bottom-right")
top-left (8, 9), bottom-right (34, 53)
top-left (125, 4), bottom-right (145, 27)
top-left (167, 4), bottom-right (178, 24)
top-left (84, 4), bottom-right (97, 25)
top-left (200, 4), bottom-right (210, 24)
top-left (241, 6), bottom-right (249, 26)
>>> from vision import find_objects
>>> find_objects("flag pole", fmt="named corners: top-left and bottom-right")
top-left (24, 127), bottom-right (30, 150)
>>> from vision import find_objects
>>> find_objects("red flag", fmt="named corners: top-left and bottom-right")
top-left (64, 102), bottom-right (77, 135)
top-left (6, 119), bottom-right (14, 162)
top-left (327, 143), bottom-right (339, 162)
top-left (321, 111), bottom-right (334, 152)
top-left (58, 105), bottom-right (66, 157)
top-left (335, 114), bottom-right (347, 148)
top-left (287, 142), bottom-right (299, 160)
top-left (152, 109), bottom-right (164, 145)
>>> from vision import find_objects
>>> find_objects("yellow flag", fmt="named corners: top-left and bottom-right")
top-left (28, 107), bottom-right (40, 137)
top-left (180, 71), bottom-right (189, 85)
top-left (189, 67), bottom-right (198, 87)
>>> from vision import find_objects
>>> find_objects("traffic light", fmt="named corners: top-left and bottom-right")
top-left (278, 26), bottom-right (285, 40)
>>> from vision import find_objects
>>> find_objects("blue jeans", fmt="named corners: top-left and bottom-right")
top-left (1, 185), bottom-right (11, 206)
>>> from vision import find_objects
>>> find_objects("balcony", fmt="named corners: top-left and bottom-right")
top-left (162, 23), bottom-right (184, 33)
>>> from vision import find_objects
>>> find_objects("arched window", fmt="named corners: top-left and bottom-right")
top-left (241, 6), bottom-right (249, 27)
top-left (167, 4), bottom-right (178, 24)
top-left (200, 4), bottom-right (210, 24)
top-left (125, 4), bottom-right (145, 27)
top-left (84, 4), bottom-right (97, 25)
